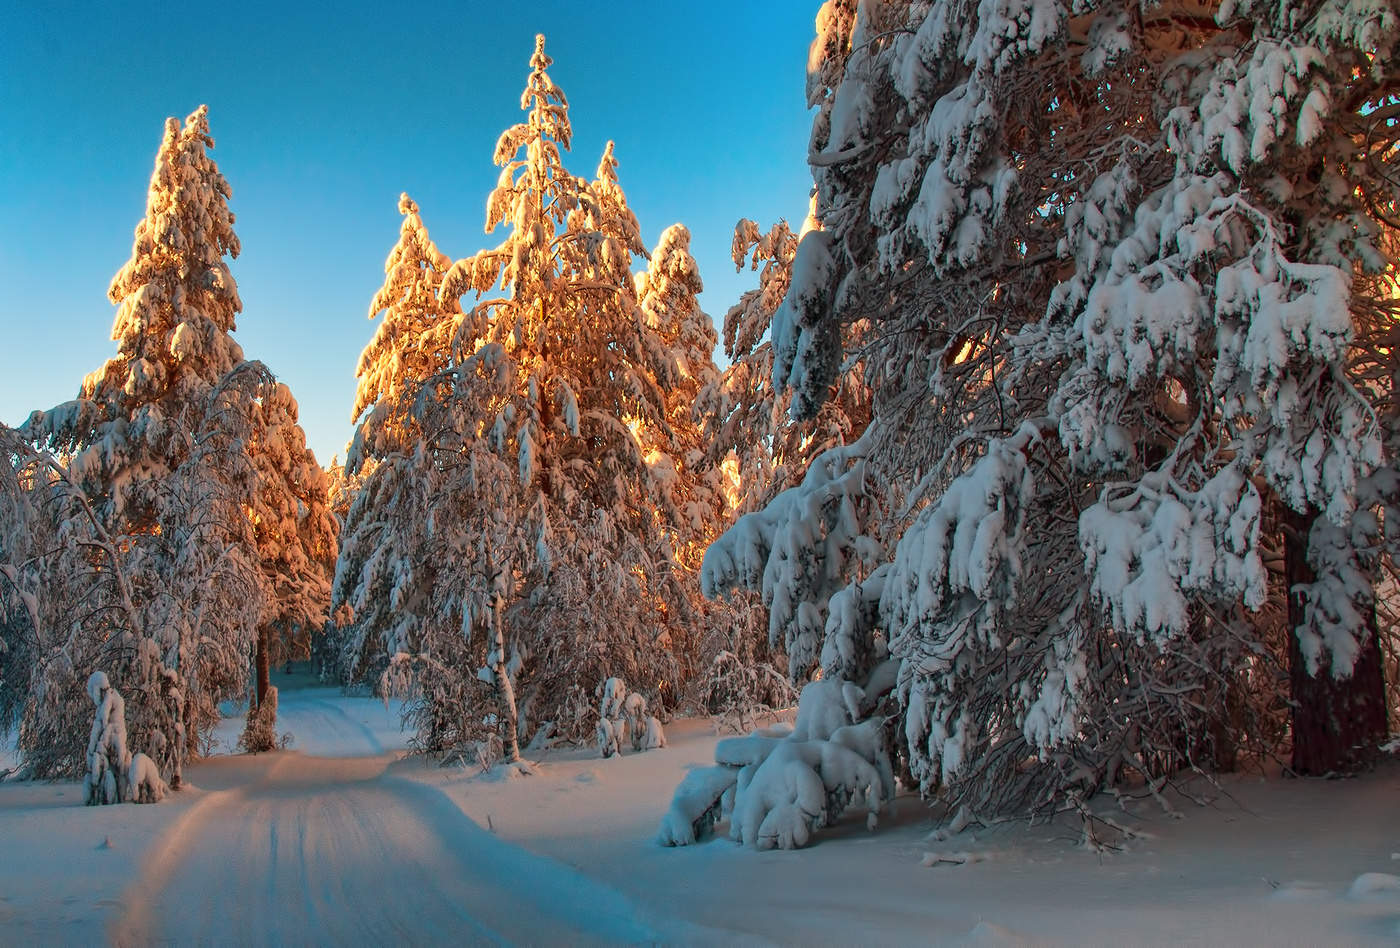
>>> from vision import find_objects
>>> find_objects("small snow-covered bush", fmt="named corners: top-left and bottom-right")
top-left (239, 686), bottom-right (279, 754)
top-left (83, 672), bottom-right (131, 806)
top-left (127, 752), bottom-right (168, 803)
top-left (638, 714), bottom-right (667, 751)
top-left (658, 675), bottom-right (894, 849)
top-left (597, 677), bottom-right (628, 758)
top-left (657, 766), bottom-right (740, 847)
top-left (597, 717), bottom-right (623, 759)
top-left (597, 675), bottom-right (665, 758)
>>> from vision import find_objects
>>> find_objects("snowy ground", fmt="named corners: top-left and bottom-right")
top-left (3, 678), bottom-right (1400, 945)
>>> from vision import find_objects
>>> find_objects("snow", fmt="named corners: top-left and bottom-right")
top-left (210, 674), bottom-right (408, 757)
top-left (3, 679), bottom-right (1400, 943)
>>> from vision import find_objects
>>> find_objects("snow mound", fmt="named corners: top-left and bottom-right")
top-left (1347, 872), bottom-right (1400, 901)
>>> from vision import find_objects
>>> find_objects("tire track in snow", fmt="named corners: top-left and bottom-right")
top-left (110, 754), bottom-right (680, 945)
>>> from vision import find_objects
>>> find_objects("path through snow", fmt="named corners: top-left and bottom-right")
top-left (104, 681), bottom-right (734, 945)
top-left (110, 752), bottom-right (693, 945)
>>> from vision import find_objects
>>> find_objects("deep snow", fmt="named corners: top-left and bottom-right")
top-left (2, 677), bottom-right (1399, 945)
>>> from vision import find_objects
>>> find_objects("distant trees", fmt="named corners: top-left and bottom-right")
top-left (5, 106), bottom-right (333, 781)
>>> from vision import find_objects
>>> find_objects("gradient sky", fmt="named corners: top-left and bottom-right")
top-left (0, 1), bottom-right (820, 465)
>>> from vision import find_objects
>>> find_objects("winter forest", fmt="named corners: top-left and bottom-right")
top-left (3, 0), bottom-right (1400, 943)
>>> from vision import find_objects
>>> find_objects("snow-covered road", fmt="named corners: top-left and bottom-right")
top-left (111, 753), bottom-right (680, 945)
top-left (112, 685), bottom-right (706, 945)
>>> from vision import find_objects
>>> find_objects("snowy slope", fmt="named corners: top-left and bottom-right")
top-left (2, 686), bottom-right (1399, 944)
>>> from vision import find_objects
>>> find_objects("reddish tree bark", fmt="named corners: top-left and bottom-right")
top-left (255, 626), bottom-right (271, 710)
top-left (1284, 506), bottom-right (1388, 775)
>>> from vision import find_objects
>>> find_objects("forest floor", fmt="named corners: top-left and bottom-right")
top-left (3, 672), bottom-right (1400, 945)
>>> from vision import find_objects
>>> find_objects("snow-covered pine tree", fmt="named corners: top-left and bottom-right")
top-left (1017, 0), bottom-right (1399, 776)
top-left (396, 34), bottom-right (692, 749)
top-left (633, 224), bottom-right (745, 685)
top-left (637, 224), bottom-right (724, 568)
top-left (332, 194), bottom-right (460, 692)
top-left (19, 106), bottom-right (331, 778)
top-left (350, 193), bottom-right (462, 462)
top-left (20, 106), bottom-right (261, 779)
top-left (688, 0), bottom-right (1396, 837)
top-left (229, 364), bottom-right (337, 749)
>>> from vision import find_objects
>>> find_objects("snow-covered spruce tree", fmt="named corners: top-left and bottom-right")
top-left (20, 106), bottom-right (285, 778)
top-left (331, 194), bottom-right (460, 691)
top-left (633, 224), bottom-right (744, 686)
top-left (637, 224), bottom-right (725, 569)
top-left (739, 0), bottom-right (1398, 823)
top-left (228, 363), bottom-right (337, 751)
top-left (349, 193), bottom-right (462, 463)
top-left (381, 34), bottom-right (693, 753)
top-left (1014, 0), bottom-right (1399, 777)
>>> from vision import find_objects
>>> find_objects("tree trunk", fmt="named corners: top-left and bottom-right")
top-left (1284, 506), bottom-right (1388, 775)
top-left (491, 593), bottom-right (521, 763)
top-left (255, 626), bottom-right (270, 710)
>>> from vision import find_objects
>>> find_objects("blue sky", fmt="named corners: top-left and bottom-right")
top-left (0, 1), bottom-right (819, 464)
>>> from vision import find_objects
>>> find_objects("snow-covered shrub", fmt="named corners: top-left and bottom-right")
top-left (659, 677), bottom-right (894, 850)
top-left (239, 686), bottom-right (279, 754)
top-left (127, 752), bottom-right (168, 804)
top-left (621, 691), bottom-right (666, 751)
top-left (656, 766), bottom-right (739, 847)
top-left (596, 717), bottom-right (623, 759)
top-left (596, 676), bottom-right (665, 757)
top-left (84, 672), bottom-right (130, 806)
top-left (638, 714), bottom-right (667, 751)
top-left (597, 677), bottom-right (628, 758)
top-left (697, 650), bottom-right (798, 734)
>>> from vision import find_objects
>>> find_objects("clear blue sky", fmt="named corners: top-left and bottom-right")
top-left (0, 1), bottom-right (819, 465)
